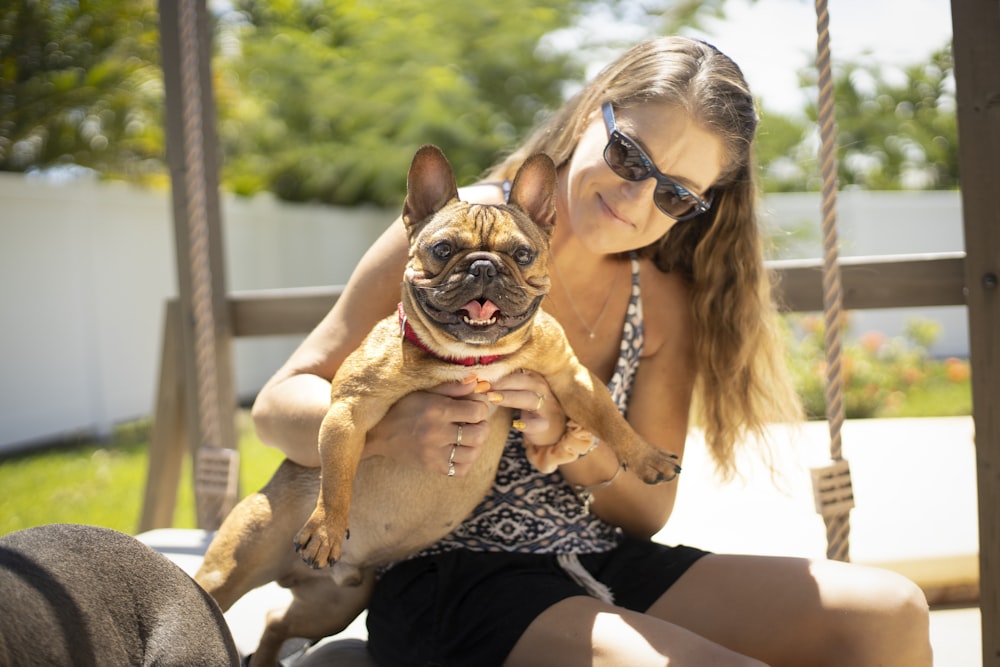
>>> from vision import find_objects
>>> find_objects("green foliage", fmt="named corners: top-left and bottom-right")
top-left (758, 45), bottom-right (958, 193)
top-left (216, 0), bottom-right (582, 205)
top-left (0, 0), bottom-right (164, 181)
top-left (786, 314), bottom-right (971, 420)
top-left (1, 0), bottom-right (960, 203)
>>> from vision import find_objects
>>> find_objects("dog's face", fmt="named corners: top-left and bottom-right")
top-left (400, 145), bottom-right (557, 358)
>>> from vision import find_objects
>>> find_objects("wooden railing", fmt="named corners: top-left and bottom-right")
top-left (139, 251), bottom-right (968, 531)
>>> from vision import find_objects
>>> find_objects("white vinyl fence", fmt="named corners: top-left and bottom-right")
top-left (0, 174), bottom-right (392, 453)
top-left (0, 174), bottom-right (966, 453)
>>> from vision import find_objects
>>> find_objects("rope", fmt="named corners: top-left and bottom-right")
top-left (177, 0), bottom-right (238, 527)
top-left (812, 0), bottom-right (854, 562)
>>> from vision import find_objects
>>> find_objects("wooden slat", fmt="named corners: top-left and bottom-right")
top-left (215, 254), bottom-right (967, 342)
top-left (229, 286), bottom-right (343, 337)
top-left (770, 253), bottom-right (966, 312)
top-left (951, 0), bottom-right (1000, 663)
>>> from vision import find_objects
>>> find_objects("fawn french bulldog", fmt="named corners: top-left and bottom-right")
top-left (195, 144), bottom-right (679, 666)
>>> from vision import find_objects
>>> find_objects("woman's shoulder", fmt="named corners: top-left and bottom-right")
top-left (459, 181), bottom-right (508, 205)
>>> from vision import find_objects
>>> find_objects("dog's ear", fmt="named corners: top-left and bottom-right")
top-left (402, 145), bottom-right (459, 235)
top-left (508, 154), bottom-right (557, 234)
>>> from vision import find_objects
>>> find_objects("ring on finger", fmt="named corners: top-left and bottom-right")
top-left (533, 392), bottom-right (546, 412)
top-left (447, 444), bottom-right (458, 477)
top-left (456, 424), bottom-right (463, 446)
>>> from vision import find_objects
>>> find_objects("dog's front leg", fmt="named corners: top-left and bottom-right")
top-left (294, 401), bottom-right (364, 568)
top-left (547, 360), bottom-right (680, 485)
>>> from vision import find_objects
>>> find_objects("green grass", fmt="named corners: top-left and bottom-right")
top-left (0, 412), bottom-right (285, 538)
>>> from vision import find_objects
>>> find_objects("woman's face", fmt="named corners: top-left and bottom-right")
top-left (559, 100), bottom-right (725, 255)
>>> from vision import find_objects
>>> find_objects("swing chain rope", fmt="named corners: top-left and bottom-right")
top-left (813, 0), bottom-right (854, 562)
top-left (178, 0), bottom-right (238, 528)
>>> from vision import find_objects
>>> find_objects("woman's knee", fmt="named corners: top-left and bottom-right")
top-left (866, 569), bottom-right (931, 663)
top-left (819, 564), bottom-right (932, 666)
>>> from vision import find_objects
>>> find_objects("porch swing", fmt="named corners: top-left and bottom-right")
top-left (141, 0), bottom-right (998, 663)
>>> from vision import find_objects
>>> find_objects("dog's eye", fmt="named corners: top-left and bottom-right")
top-left (432, 241), bottom-right (454, 261)
top-left (513, 246), bottom-right (535, 266)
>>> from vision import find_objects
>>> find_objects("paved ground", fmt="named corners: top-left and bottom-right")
top-left (141, 416), bottom-right (985, 665)
top-left (664, 416), bottom-right (982, 666)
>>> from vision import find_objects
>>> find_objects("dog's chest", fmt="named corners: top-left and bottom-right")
top-left (455, 360), bottom-right (519, 385)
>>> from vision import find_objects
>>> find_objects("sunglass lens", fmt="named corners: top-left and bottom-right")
top-left (605, 135), bottom-right (650, 180)
top-left (653, 183), bottom-right (697, 219)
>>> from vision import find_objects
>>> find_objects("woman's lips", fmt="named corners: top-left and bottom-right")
top-left (599, 193), bottom-right (635, 228)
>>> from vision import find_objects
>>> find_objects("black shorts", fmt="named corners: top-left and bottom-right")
top-left (366, 538), bottom-right (709, 667)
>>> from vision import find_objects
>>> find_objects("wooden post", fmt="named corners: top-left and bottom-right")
top-left (159, 0), bottom-right (239, 529)
top-left (139, 301), bottom-right (188, 531)
top-left (950, 1), bottom-right (1000, 664)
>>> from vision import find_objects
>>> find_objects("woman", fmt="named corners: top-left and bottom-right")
top-left (252, 36), bottom-right (931, 666)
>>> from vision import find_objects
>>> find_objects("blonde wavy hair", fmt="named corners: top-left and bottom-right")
top-left (486, 36), bottom-right (802, 478)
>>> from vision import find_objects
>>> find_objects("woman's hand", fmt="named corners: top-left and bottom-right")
top-left (362, 370), bottom-right (571, 478)
top-left (489, 370), bottom-right (567, 448)
top-left (363, 379), bottom-right (496, 477)
top-left (490, 370), bottom-right (591, 473)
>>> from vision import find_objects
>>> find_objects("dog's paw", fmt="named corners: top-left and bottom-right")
top-left (293, 510), bottom-right (348, 569)
top-left (627, 446), bottom-right (682, 485)
top-left (524, 443), bottom-right (579, 473)
top-left (525, 421), bottom-right (596, 473)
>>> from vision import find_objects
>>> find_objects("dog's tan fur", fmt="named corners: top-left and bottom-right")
top-left (195, 145), bottom-right (678, 666)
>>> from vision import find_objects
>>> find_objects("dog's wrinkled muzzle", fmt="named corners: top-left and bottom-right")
top-left (409, 282), bottom-right (542, 345)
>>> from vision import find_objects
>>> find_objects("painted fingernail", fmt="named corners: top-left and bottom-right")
top-left (512, 419), bottom-right (527, 430)
top-left (487, 391), bottom-right (504, 403)
top-left (475, 381), bottom-right (492, 394)
top-left (462, 375), bottom-right (478, 385)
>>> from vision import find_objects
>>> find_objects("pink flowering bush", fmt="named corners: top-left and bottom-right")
top-left (785, 315), bottom-right (971, 419)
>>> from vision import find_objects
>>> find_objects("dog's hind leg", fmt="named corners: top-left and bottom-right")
top-left (249, 568), bottom-right (374, 667)
top-left (196, 460), bottom-right (320, 610)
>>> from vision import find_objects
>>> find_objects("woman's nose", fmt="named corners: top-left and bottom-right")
top-left (619, 175), bottom-right (656, 206)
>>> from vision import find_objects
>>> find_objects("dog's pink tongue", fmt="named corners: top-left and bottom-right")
top-left (462, 300), bottom-right (499, 321)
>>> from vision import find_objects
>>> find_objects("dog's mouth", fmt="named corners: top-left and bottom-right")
top-left (459, 299), bottom-right (500, 327)
top-left (410, 287), bottom-right (541, 344)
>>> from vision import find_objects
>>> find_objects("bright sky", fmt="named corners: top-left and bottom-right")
top-left (687, 0), bottom-right (955, 114)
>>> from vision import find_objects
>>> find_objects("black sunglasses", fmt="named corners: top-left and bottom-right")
top-left (601, 102), bottom-right (713, 222)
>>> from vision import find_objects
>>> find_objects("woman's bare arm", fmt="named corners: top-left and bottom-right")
top-left (250, 218), bottom-right (410, 465)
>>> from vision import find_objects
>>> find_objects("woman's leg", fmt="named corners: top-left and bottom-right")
top-left (505, 553), bottom-right (931, 667)
top-left (648, 554), bottom-right (932, 667)
top-left (505, 594), bottom-right (766, 667)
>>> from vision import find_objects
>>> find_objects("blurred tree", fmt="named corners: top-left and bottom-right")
top-left (0, 0), bottom-right (959, 205)
top-left (0, 0), bottom-right (163, 181)
top-left (758, 45), bottom-right (958, 193)
top-left (215, 0), bottom-right (582, 204)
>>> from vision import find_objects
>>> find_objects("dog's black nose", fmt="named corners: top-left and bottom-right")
top-left (469, 259), bottom-right (497, 279)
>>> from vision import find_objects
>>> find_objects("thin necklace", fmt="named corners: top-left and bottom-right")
top-left (551, 257), bottom-right (622, 339)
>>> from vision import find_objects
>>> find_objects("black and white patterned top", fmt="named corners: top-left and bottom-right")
top-left (412, 252), bottom-right (645, 557)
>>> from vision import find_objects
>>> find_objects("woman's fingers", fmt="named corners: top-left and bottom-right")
top-left (364, 379), bottom-right (500, 477)
top-left (490, 370), bottom-right (567, 446)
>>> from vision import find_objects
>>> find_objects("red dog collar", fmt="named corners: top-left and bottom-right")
top-left (398, 303), bottom-right (505, 366)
